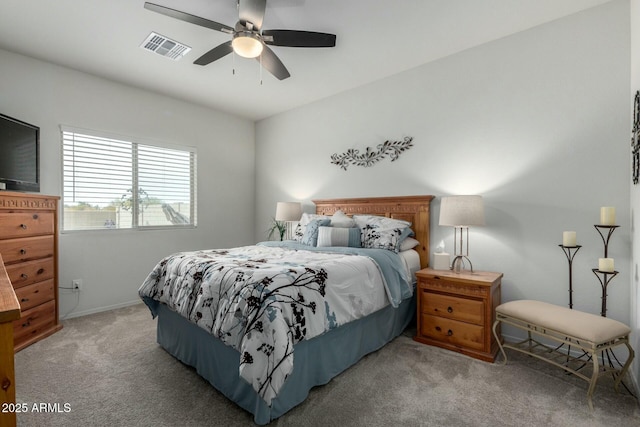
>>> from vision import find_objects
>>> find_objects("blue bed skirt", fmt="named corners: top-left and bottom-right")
top-left (155, 294), bottom-right (416, 425)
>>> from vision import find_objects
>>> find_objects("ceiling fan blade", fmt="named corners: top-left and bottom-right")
top-left (144, 2), bottom-right (234, 34)
top-left (238, 0), bottom-right (267, 30)
top-left (257, 45), bottom-right (290, 80)
top-left (262, 30), bottom-right (336, 48)
top-left (194, 41), bottom-right (233, 65)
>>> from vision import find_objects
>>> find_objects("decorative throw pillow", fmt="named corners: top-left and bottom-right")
top-left (301, 219), bottom-right (331, 246)
top-left (316, 227), bottom-right (361, 248)
top-left (293, 213), bottom-right (329, 242)
top-left (353, 215), bottom-right (413, 252)
top-left (330, 210), bottom-right (355, 228)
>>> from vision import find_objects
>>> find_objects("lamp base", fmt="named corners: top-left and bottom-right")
top-left (451, 255), bottom-right (474, 273)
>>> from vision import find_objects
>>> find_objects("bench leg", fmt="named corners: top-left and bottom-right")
top-left (492, 320), bottom-right (508, 365)
top-left (614, 341), bottom-right (635, 393)
top-left (586, 350), bottom-right (600, 411)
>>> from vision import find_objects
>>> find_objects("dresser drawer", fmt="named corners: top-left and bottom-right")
top-left (0, 235), bottom-right (54, 264)
top-left (420, 291), bottom-right (484, 325)
top-left (421, 314), bottom-right (485, 351)
top-left (0, 211), bottom-right (54, 238)
top-left (5, 257), bottom-right (55, 289)
top-left (13, 299), bottom-right (56, 344)
top-left (14, 279), bottom-right (55, 312)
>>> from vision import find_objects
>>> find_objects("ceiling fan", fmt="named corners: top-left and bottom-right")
top-left (144, 0), bottom-right (336, 80)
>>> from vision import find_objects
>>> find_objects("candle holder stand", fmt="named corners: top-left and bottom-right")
top-left (594, 225), bottom-right (619, 259)
top-left (593, 225), bottom-right (619, 317)
top-left (555, 244), bottom-right (582, 360)
top-left (558, 245), bottom-right (581, 309)
top-left (591, 269), bottom-right (619, 318)
top-left (591, 225), bottom-right (634, 397)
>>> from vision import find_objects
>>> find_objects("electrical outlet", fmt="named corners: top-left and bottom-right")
top-left (72, 279), bottom-right (83, 292)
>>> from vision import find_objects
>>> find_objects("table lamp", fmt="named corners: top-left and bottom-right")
top-left (439, 195), bottom-right (485, 272)
top-left (274, 201), bottom-right (302, 240)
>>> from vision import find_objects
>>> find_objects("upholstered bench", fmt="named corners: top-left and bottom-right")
top-left (492, 300), bottom-right (634, 410)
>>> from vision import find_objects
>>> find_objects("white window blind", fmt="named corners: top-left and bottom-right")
top-left (62, 128), bottom-right (196, 231)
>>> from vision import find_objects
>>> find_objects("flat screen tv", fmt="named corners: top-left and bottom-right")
top-left (0, 113), bottom-right (40, 192)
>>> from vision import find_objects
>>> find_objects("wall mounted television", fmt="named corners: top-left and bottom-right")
top-left (0, 113), bottom-right (40, 192)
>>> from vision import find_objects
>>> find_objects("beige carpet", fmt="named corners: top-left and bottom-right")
top-left (14, 303), bottom-right (640, 426)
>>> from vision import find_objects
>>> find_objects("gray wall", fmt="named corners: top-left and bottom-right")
top-left (256, 0), bottom-right (632, 360)
top-left (0, 48), bottom-right (256, 317)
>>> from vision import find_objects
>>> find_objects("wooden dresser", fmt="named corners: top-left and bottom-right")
top-left (414, 268), bottom-right (502, 362)
top-left (0, 191), bottom-right (62, 351)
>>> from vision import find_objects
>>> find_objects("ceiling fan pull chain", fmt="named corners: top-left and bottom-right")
top-left (260, 53), bottom-right (263, 85)
top-left (232, 50), bottom-right (236, 75)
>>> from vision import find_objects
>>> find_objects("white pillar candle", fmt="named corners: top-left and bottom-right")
top-left (562, 231), bottom-right (576, 247)
top-left (598, 258), bottom-right (614, 272)
top-left (600, 207), bottom-right (616, 225)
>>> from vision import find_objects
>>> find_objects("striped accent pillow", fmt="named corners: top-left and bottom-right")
top-left (316, 227), bottom-right (361, 248)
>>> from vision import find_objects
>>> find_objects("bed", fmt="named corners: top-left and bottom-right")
top-left (139, 195), bottom-right (433, 424)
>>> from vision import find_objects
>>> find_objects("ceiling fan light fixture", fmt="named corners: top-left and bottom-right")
top-left (232, 33), bottom-right (263, 58)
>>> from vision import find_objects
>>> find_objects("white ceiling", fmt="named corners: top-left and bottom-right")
top-left (0, 0), bottom-right (613, 121)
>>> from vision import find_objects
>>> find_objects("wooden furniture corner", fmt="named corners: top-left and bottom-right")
top-left (0, 191), bottom-right (62, 352)
top-left (414, 268), bottom-right (502, 362)
top-left (0, 254), bottom-right (20, 427)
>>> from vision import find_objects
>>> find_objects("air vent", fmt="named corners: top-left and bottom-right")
top-left (140, 32), bottom-right (191, 61)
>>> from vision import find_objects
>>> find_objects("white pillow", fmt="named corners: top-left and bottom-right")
top-left (330, 210), bottom-right (355, 228)
top-left (400, 237), bottom-right (420, 252)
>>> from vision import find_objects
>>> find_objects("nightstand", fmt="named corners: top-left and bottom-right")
top-left (414, 268), bottom-right (502, 362)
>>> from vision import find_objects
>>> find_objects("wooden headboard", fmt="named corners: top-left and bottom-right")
top-left (313, 195), bottom-right (434, 269)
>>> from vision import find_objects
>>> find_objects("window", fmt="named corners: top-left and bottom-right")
top-left (62, 127), bottom-right (196, 231)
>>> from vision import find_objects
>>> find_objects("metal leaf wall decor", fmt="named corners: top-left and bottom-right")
top-left (331, 137), bottom-right (414, 170)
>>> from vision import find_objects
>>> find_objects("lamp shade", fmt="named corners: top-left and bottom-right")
top-left (439, 195), bottom-right (485, 227)
top-left (275, 202), bottom-right (302, 221)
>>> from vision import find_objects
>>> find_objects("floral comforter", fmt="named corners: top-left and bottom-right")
top-left (139, 243), bottom-right (411, 405)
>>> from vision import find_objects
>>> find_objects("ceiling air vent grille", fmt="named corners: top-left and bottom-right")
top-left (140, 32), bottom-right (191, 61)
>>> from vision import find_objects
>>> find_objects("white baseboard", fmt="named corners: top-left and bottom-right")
top-left (61, 299), bottom-right (144, 320)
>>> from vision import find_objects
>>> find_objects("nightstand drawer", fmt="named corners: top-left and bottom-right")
top-left (421, 314), bottom-right (484, 351)
top-left (420, 291), bottom-right (484, 325)
top-left (420, 277), bottom-right (489, 299)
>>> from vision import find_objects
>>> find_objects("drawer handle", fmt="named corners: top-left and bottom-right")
top-left (20, 249), bottom-right (27, 255)
top-left (21, 298), bottom-right (29, 303)
top-left (22, 321), bottom-right (31, 327)
top-left (435, 326), bottom-right (454, 336)
top-left (20, 223), bottom-right (27, 229)
top-left (21, 273), bottom-right (28, 280)
top-left (1, 378), bottom-right (11, 392)
top-left (33, 214), bottom-right (39, 220)
top-left (447, 306), bottom-right (453, 313)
